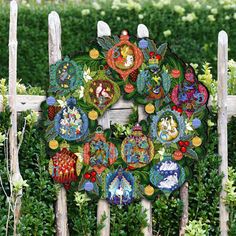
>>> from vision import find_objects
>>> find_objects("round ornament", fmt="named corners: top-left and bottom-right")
top-left (124, 83), bottom-right (134, 93)
top-left (121, 124), bottom-right (154, 169)
top-left (145, 103), bottom-right (155, 114)
top-left (88, 110), bottom-right (98, 120)
top-left (83, 126), bottom-right (118, 174)
top-left (49, 56), bottom-right (83, 95)
top-left (49, 139), bottom-right (59, 150)
top-left (173, 150), bottom-right (183, 160)
top-left (150, 108), bottom-right (185, 145)
top-left (138, 39), bottom-right (148, 49)
top-left (89, 48), bottom-right (100, 59)
top-left (192, 136), bottom-right (202, 147)
top-left (105, 167), bottom-right (135, 206)
top-left (192, 118), bottom-right (201, 129)
top-left (150, 158), bottom-right (185, 195)
top-left (84, 181), bottom-right (94, 191)
top-left (46, 96), bottom-right (56, 106)
top-left (54, 97), bottom-right (89, 141)
top-left (106, 32), bottom-right (143, 80)
top-left (144, 185), bottom-right (155, 196)
top-left (171, 69), bottom-right (181, 79)
top-left (84, 70), bottom-right (120, 115)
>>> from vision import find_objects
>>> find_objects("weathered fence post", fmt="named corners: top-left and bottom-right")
top-left (179, 182), bottom-right (189, 236)
top-left (98, 111), bottom-right (111, 236)
top-left (218, 30), bottom-right (229, 236)
top-left (48, 11), bottom-right (69, 236)
top-left (8, 1), bottom-right (23, 235)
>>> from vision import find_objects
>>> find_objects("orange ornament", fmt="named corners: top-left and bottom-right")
top-left (173, 150), bottom-right (183, 160)
top-left (124, 83), bottom-right (134, 93)
top-left (171, 69), bottom-right (181, 78)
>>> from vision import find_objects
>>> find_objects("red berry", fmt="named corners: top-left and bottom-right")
top-left (156, 54), bottom-right (162, 60)
top-left (184, 141), bottom-right (190, 147)
top-left (91, 171), bottom-right (97, 177)
top-left (149, 51), bottom-right (155, 57)
top-left (90, 177), bottom-right (96, 183)
top-left (178, 141), bottom-right (184, 147)
top-left (172, 105), bottom-right (177, 110)
top-left (177, 107), bottom-right (183, 113)
top-left (84, 173), bottom-right (91, 179)
top-left (180, 146), bottom-right (187, 153)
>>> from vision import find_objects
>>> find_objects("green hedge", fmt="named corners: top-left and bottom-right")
top-left (0, 1), bottom-right (236, 88)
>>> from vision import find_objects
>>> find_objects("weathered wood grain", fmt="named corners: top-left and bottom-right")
top-left (218, 31), bottom-right (229, 236)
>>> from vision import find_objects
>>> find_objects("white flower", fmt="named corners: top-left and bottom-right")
top-left (207, 119), bottom-right (215, 127)
top-left (211, 8), bottom-right (218, 15)
top-left (12, 179), bottom-right (29, 193)
top-left (208, 15), bottom-right (216, 22)
top-left (182, 13), bottom-right (197, 22)
top-left (138, 14), bottom-right (144, 19)
top-left (81, 9), bottom-right (90, 16)
top-left (174, 5), bottom-right (185, 15)
top-left (233, 13), bottom-right (236, 19)
top-left (228, 59), bottom-right (236, 69)
top-left (152, 0), bottom-right (171, 9)
top-left (163, 30), bottom-right (172, 37)
top-left (225, 15), bottom-right (231, 20)
top-left (25, 110), bottom-right (38, 127)
top-left (92, 2), bottom-right (101, 10)
top-left (100, 11), bottom-right (106, 16)
top-left (83, 68), bottom-right (93, 82)
top-left (190, 63), bottom-right (198, 72)
top-left (78, 86), bottom-right (84, 99)
top-left (112, 0), bottom-right (122, 10)
top-left (116, 16), bottom-right (121, 21)
top-left (193, 2), bottom-right (201, 9)
top-left (186, 122), bottom-right (194, 131)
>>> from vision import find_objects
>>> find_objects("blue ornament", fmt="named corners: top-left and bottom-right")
top-left (192, 118), bottom-right (201, 129)
top-left (84, 181), bottom-right (94, 191)
top-left (46, 96), bottom-right (56, 106)
top-left (67, 97), bottom-right (77, 108)
top-left (138, 39), bottom-right (148, 49)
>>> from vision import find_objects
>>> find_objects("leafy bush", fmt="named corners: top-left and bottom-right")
top-left (1, 0), bottom-right (236, 88)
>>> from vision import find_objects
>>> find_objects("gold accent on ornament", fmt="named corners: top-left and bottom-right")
top-left (88, 110), bottom-right (98, 120)
top-left (60, 141), bottom-right (70, 149)
top-left (49, 139), bottom-right (59, 150)
top-left (144, 185), bottom-right (154, 196)
top-left (145, 103), bottom-right (155, 114)
top-left (89, 48), bottom-right (99, 59)
top-left (192, 136), bottom-right (202, 147)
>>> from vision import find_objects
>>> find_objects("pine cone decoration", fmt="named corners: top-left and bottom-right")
top-left (129, 69), bottom-right (139, 82)
top-left (55, 106), bottom-right (61, 115)
top-left (48, 106), bottom-right (56, 121)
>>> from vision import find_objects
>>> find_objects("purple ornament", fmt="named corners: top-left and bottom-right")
top-left (192, 118), bottom-right (201, 129)
top-left (84, 181), bottom-right (94, 191)
top-left (138, 39), bottom-right (148, 49)
top-left (46, 96), bottom-right (56, 106)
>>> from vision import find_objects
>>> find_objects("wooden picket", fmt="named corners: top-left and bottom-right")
top-left (1, 1), bottom-right (232, 235)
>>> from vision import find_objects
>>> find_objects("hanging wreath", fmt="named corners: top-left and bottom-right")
top-left (43, 24), bottom-right (209, 206)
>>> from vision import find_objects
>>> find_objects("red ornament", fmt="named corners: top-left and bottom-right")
top-left (180, 146), bottom-right (187, 153)
top-left (156, 54), bottom-right (162, 60)
top-left (178, 141), bottom-right (184, 147)
top-left (90, 177), bottom-right (96, 183)
top-left (171, 69), bottom-right (181, 79)
top-left (177, 107), bottom-right (183, 113)
top-left (149, 51), bottom-right (155, 57)
top-left (91, 171), bottom-right (97, 177)
top-left (184, 141), bottom-right (190, 147)
top-left (124, 83), bottom-right (135, 93)
top-left (84, 172), bottom-right (91, 179)
top-left (172, 105), bottom-right (177, 111)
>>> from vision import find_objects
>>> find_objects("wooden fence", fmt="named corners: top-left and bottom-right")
top-left (0, 1), bottom-right (234, 235)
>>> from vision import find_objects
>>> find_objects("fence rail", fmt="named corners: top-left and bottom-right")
top-left (2, 0), bottom-right (233, 235)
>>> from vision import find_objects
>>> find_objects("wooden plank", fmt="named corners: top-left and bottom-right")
top-left (179, 182), bottom-right (189, 236)
top-left (218, 30), bottom-right (229, 236)
top-left (48, 11), bottom-right (69, 236)
top-left (8, 1), bottom-right (23, 235)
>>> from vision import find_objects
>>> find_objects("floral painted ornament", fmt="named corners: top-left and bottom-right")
top-left (150, 157), bottom-right (185, 195)
top-left (106, 30), bottom-right (143, 81)
top-left (121, 124), bottom-right (154, 168)
top-left (83, 126), bottom-right (118, 174)
top-left (171, 66), bottom-right (209, 118)
top-left (49, 56), bottom-right (83, 95)
top-left (54, 97), bottom-right (89, 141)
top-left (84, 70), bottom-right (120, 115)
top-left (48, 148), bottom-right (79, 190)
top-left (150, 108), bottom-right (185, 145)
top-left (105, 167), bottom-right (135, 206)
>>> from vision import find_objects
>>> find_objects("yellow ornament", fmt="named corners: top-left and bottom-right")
top-left (192, 136), bottom-right (202, 147)
top-left (49, 140), bottom-right (59, 150)
top-left (88, 110), bottom-right (98, 120)
top-left (89, 48), bottom-right (99, 59)
top-left (144, 185), bottom-right (155, 196)
top-left (145, 103), bottom-right (155, 114)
